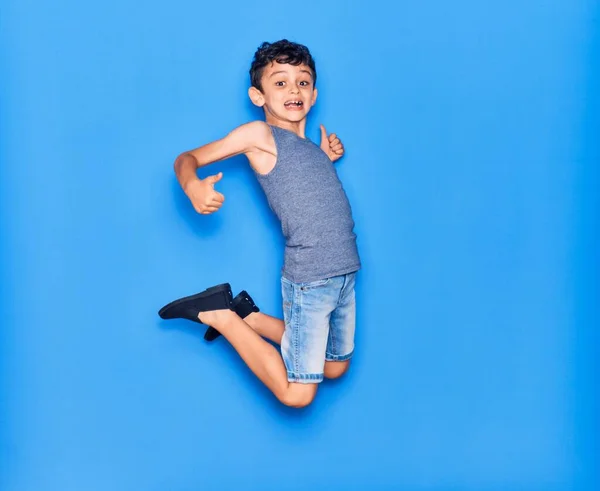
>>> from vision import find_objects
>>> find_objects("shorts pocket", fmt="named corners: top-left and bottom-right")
top-left (300, 278), bottom-right (331, 291)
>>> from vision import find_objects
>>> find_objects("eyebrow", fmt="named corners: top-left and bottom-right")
top-left (269, 69), bottom-right (313, 79)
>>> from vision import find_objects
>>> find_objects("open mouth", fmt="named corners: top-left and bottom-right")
top-left (284, 100), bottom-right (304, 109)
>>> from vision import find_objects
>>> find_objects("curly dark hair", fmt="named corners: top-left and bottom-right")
top-left (249, 39), bottom-right (317, 91)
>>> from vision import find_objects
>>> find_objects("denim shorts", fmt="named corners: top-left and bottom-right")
top-left (280, 272), bottom-right (357, 384)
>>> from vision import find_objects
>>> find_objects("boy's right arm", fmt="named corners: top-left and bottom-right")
top-left (174, 121), bottom-right (270, 214)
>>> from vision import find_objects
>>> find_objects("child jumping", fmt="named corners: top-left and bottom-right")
top-left (159, 40), bottom-right (361, 408)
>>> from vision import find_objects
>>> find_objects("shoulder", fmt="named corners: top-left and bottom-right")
top-left (217, 121), bottom-right (274, 157)
top-left (230, 121), bottom-right (271, 142)
top-left (231, 121), bottom-right (276, 155)
top-left (236, 122), bottom-right (277, 174)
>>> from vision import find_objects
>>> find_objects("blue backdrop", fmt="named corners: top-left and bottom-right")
top-left (1, 1), bottom-right (598, 490)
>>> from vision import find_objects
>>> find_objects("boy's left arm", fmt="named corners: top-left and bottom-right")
top-left (319, 125), bottom-right (345, 162)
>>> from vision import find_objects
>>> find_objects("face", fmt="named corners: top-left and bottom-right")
top-left (249, 62), bottom-right (317, 122)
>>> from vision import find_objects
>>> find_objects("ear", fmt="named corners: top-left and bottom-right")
top-left (311, 87), bottom-right (318, 106)
top-left (248, 86), bottom-right (265, 107)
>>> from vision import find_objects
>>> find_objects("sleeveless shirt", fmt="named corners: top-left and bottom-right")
top-left (254, 124), bottom-right (361, 283)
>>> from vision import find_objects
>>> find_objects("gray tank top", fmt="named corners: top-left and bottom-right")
top-left (255, 124), bottom-right (361, 283)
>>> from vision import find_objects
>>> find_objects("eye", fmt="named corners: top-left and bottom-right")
top-left (275, 81), bottom-right (285, 87)
top-left (299, 81), bottom-right (310, 87)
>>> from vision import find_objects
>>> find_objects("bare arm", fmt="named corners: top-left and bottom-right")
top-left (174, 121), bottom-right (271, 214)
top-left (174, 121), bottom-right (270, 190)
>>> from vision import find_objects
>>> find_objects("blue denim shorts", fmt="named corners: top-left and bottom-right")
top-left (280, 272), bottom-right (357, 384)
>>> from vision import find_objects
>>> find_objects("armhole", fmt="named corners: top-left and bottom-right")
top-left (255, 124), bottom-right (280, 178)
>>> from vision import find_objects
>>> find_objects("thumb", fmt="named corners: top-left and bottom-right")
top-left (320, 125), bottom-right (328, 146)
top-left (207, 172), bottom-right (223, 185)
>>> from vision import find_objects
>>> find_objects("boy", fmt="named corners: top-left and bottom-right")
top-left (159, 40), bottom-right (361, 408)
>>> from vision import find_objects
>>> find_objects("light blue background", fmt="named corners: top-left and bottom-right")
top-left (1, 1), bottom-right (598, 490)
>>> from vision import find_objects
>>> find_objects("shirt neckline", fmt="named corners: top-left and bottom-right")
top-left (269, 124), bottom-right (310, 142)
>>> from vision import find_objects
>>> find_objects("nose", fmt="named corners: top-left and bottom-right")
top-left (289, 84), bottom-right (300, 94)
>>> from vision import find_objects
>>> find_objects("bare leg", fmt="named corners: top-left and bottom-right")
top-left (244, 312), bottom-right (351, 379)
top-left (244, 312), bottom-right (285, 344)
top-left (201, 309), bottom-right (317, 407)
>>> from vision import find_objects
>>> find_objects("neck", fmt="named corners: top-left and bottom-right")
top-left (264, 114), bottom-right (307, 139)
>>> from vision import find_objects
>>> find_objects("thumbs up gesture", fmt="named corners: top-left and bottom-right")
top-left (320, 125), bottom-right (345, 162)
top-left (185, 172), bottom-right (226, 215)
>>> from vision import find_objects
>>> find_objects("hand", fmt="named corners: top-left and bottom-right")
top-left (185, 172), bottom-right (225, 215)
top-left (320, 125), bottom-right (345, 162)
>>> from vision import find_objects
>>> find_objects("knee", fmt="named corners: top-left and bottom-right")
top-left (324, 361), bottom-right (350, 379)
top-left (278, 387), bottom-right (317, 408)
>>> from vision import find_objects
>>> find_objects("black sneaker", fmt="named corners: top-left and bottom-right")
top-left (204, 290), bottom-right (260, 341)
top-left (158, 283), bottom-right (233, 325)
